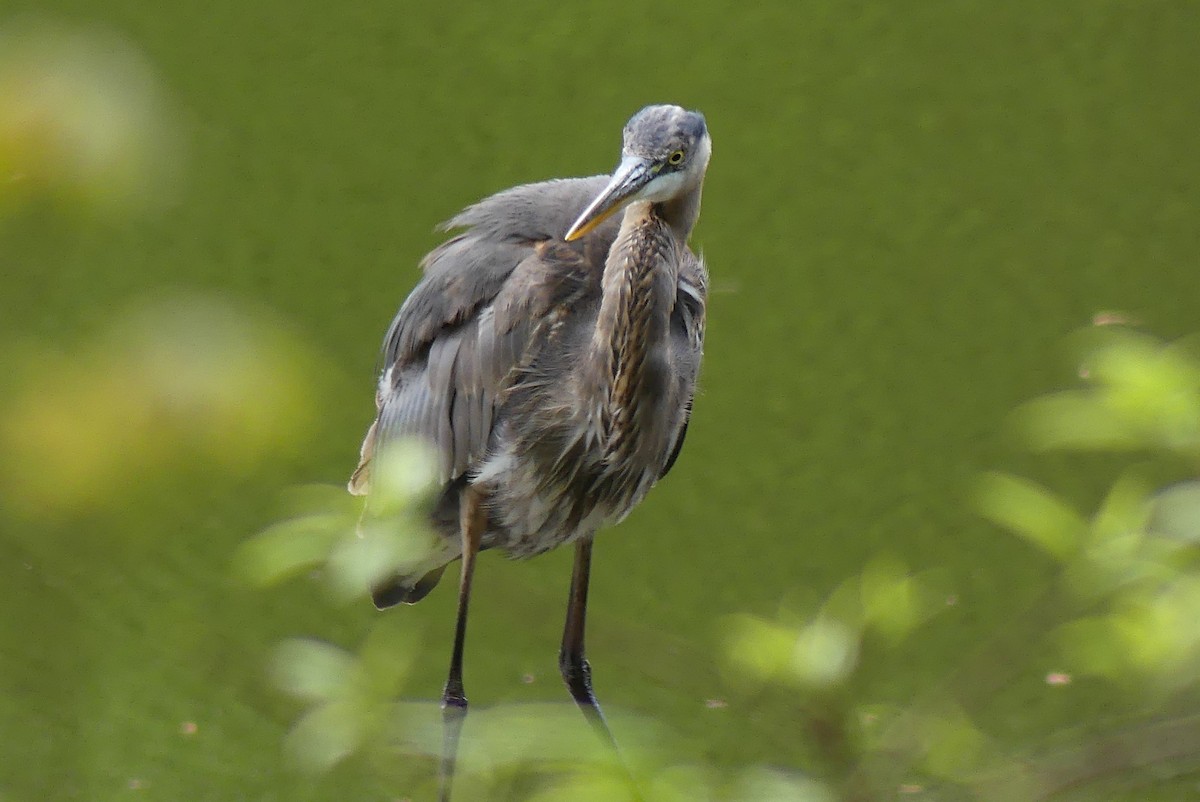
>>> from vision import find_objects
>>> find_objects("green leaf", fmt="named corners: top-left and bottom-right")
top-left (860, 556), bottom-right (931, 642)
top-left (368, 439), bottom-right (439, 514)
top-left (356, 620), bottom-right (420, 699)
top-left (523, 770), bottom-right (638, 802)
top-left (1149, 480), bottom-right (1200, 544)
top-left (1017, 391), bottom-right (1141, 452)
top-left (1090, 471), bottom-right (1151, 546)
top-left (721, 615), bottom-right (796, 686)
top-left (284, 699), bottom-right (365, 773)
top-left (325, 519), bottom-right (437, 601)
top-left (729, 767), bottom-right (836, 802)
top-left (790, 617), bottom-right (860, 688)
top-left (975, 472), bottom-right (1086, 559)
top-left (1089, 332), bottom-right (1200, 452)
top-left (233, 513), bottom-right (346, 587)
top-left (272, 638), bottom-right (353, 702)
top-left (1056, 616), bottom-right (1127, 680)
top-left (917, 705), bottom-right (986, 780)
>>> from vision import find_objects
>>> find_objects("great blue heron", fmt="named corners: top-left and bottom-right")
top-left (349, 104), bottom-right (711, 796)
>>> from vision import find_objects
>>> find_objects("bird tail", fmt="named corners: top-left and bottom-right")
top-left (347, 421), bottom-right (376, 496)
top-left (355, 465), bottom-right (464, 609)
top-left (372, 564), bottom-right (447, 608)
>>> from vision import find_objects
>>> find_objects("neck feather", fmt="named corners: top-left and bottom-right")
top-left (587, 202), bottom-right (678, 445)
top-left (655, 182), bottom-right (703, 243)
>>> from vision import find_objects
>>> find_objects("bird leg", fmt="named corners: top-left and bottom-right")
top-left (559, 539), bottom-right (604, 715)
top-left (438, 485), bottom-right (486, 802)
top-left (559, 538), bottom-right (638, 791)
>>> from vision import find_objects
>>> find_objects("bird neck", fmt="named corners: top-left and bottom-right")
top-left (587, 202), bottom-right (678, 447)
top-left (655, 182), bottom-right (703, 243)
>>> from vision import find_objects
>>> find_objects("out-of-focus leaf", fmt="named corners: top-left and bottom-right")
top-left (368, 439), bottom-right (439, 515)
top-left (1062, 472), bottom-right (1156, 598)
top-left (1088, 331), bottom-right (1200, 453)
top-left (457, 703), bottom-right (623, 771)
top-left (1056, 616), bottom-right (1126, 680)
top-left (917, 705), bottom-right (987, 780)
top-left (1089, 472), bottom-right (1151, 546)
top-left (277, 482), bottom-right (362, 520)
top-left (310, 439), bottom-right (442, 600)
top-left (728, 767), bottom-right (836, 802)
top-left (1058, 577), bottom-right (1200, 685)
top-left (791, 617), bottom-right (859, 688)
top-left (1149, 480), bottom-right (1200, 543)
top-left (383, 699), bottom-right (443, 755)
top-left (458, 757), bottom-right (714, 802)
top-left (326, 519), bottom-right (437, 601)
top-left (271, 628), bottom-right (426, 775)
top-left (1022, 328), bottom-right (1200, 455)
top-left (0, 21), bottom-right (183, 218)
top-left (234, 514), bottom-right (346, 587)
top-left (284, 699), bottom-right (365, 773)
top-left (272, 639), bottom-right (353, 702)
top-left (975, 472), bottom-right (1086, 559)
top-left (1118, 576), bottom-right (1200, 679)
top-left (1018, 391), bottom-right (1141, 452)
top-left (0, 295), bottom-right (317, 520)
top-left (1065, 528), bottom-right (1160, 601)
top-left (356, 621), bottom-right (420, 699)
top-left (643, 765), bottom-right (717, 802)
top-left (524, 769), bottom-right (637, 802)
top-left (725, 605), bottom-right (862, 690)
top-left (861, 556), bottom-right (932, 642)
top-left (326, 525), bottom-right (407, 600)
top-left (817, 574), bottom-right (862, 626)
top-left (721, 615), bottom-right (797, 687)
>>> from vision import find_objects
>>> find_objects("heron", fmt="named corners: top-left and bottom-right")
top-left (349, 104), bottom-right (711, 797)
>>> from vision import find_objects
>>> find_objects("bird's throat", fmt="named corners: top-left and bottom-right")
top-left (589, 203), bottom-right (677, 451)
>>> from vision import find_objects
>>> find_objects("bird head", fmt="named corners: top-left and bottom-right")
top-left (564, 104), bottom-right (711, 242)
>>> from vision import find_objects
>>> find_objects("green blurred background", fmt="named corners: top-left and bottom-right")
top-left (2, 1), bottom-right (1198, 799)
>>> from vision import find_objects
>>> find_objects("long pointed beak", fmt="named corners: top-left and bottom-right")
top-left (564, 156), bottom-right (655, 241)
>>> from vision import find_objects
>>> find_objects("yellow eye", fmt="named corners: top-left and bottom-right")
top-left (668, 150), bottom-right (685, 166)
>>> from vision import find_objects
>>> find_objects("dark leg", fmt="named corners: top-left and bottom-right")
top-left (438, 486), bottom-right (486, 802)
top-left (559, 538), bottom-right (633, 778)
top-left (559, 540), bottom-right (643, 797)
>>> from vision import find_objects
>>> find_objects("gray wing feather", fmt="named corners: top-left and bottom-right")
top-left (444, 177), bottom-right (610, 243)
top-left (350, 175), bottom-right (617, 494)
top-left (660, 252), bottom-right (708, 480)
top-left (382, 176), bottom-right (610, 369)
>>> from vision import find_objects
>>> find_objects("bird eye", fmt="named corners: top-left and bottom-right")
top-left (668, 150), bottom-right (685, 166)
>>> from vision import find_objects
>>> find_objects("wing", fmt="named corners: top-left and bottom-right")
top-left (660, 250), bottom-right (708, 480)
top-left (349, 176), bottom-right (619, 495)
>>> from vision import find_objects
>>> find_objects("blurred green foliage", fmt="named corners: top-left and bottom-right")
top-left (237, 327), bottom-right (1200, 800)
top-left (3, 4), bottom-right (1200, 802)
top-left (0, 20), bottom-right (180, 219)
top-left (1, 295), bottom-right (315, 520)
top-left (237, 441), bottom-right (443, 601)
